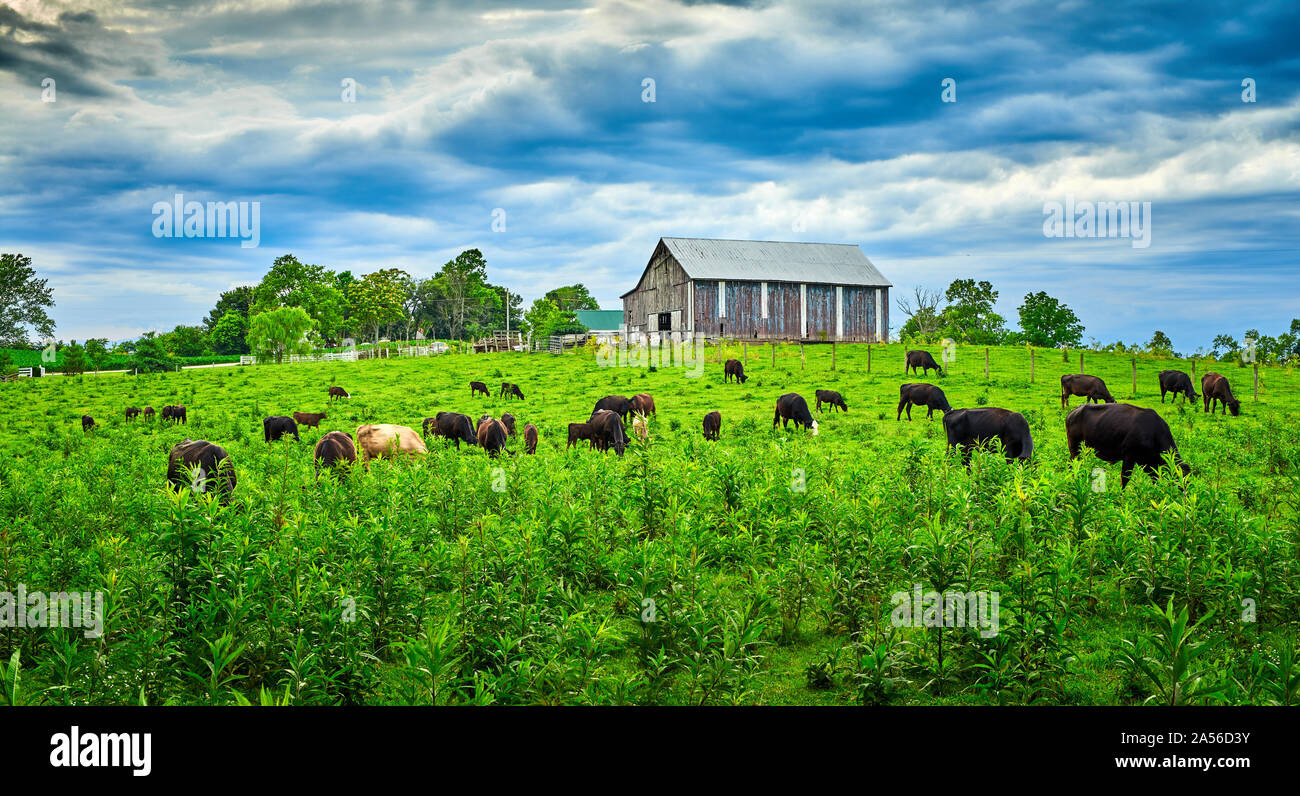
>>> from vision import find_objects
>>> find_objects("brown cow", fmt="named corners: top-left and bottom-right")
top-left (524, 423), bottom-right (538, 454)
top-left (501, 412), bottom-right (517, 436)
top-left (1060, 374), bottom-right (1115, 408)
top-left (166, 439), bottom-right (236, 501)
top-left (815, 389), bottom-right (847, 413)
top-left (81, 415), bottom-right (95, 432)
top-left (723, 359), bottom-right (747, 384)
top-left (898, 384), bottom-right (951, 421)
top-left (1201, 372), bottom-right (1240, 416)
top-left (477, 417), bottom-right (509, 458)
top-left (313, 431), bottom-right (357, 477)
top-left (161, 405), bottom-right (187, 424)
top-left (702, 411), bottom-right (722, 441)
top-left (470, 381), bottom-right (490, 398)
top-left (905, 350), bottom-right (942, 376)
top-left (125, 407), bottom-right (141, 421)
top-left (293, 411), bottom-right (327, 428)
top-left (500, 382), bottom-right (525, 401)
top-left (328, 386), bottom-right (351, 401)
top-left (567, 422), bottom-right (594, 449)
top-left (355, 424), bottom-right (427, 462)
top-left (588, 410), bottom-right (627, 455)
top-left (142, 406), bottom-right (155, 419)
top-left (631, 393), bottom-right (656, 415)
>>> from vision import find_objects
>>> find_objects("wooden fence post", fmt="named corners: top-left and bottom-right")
top-left (771, 341), bottom-right (776, 367)
top-left (744, 343), bottom-right (748, 364)
top-left (1080, 352), bottom-right (1084, 373)
top-left (984, 347), bottom-right (989, 379)
top-left (832, 342), bottom-right (836, 371)
top-left (867, 345), bottom-right (872, 374)
top-left (1191, 359), bottom-right (1196, 384)
top-left (800, 343), bottom-right (805, 370)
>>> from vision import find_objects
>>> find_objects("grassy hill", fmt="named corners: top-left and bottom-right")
top-left (0, 341), bottom-right (1296, 705)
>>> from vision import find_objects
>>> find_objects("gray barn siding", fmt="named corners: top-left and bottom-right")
top-left (806, 284), bottom-right (835, 339)
top-left (623, 243), bottom-right (689, 331)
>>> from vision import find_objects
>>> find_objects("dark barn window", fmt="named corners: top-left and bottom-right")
top-left (658, 311), bottom-right (672, 331)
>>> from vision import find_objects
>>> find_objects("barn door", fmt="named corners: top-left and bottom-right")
top-left (647, 313), bottom-right (658, 332)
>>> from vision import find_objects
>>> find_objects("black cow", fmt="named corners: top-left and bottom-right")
top-left (1066, 402), bottom-right (1190, 488)
top-left (588, 410), bottom-right (627, 455)
top-left (313, 431), bottom-right (357, 477)
top-left (724, 359), bottom-right (748, 384)
top-left (567, 422), bottom-right (594, 449)
top-left (524, 423), bottom-right (538, 455)
top-left (477, 416), bottom-right (509, 458)
top-left (1201, 373), bottom-right (1240, 416)
top-left (773, 393), bottom-right (818, 433)
top-left (501, 412), bottom-right (517, 436)
top-left (898, 384), bottom-right (951, 420)
top-left (943, 408), bottom-right (1033, 465)
top-left (905, 350), bottom-right (942, 376)
top-left (166, 439), bottom-right (236, 501)
top-left (328, 386), bottom-right (350, 401)
top-left (1060, 374), bottom-right (1115, 408)
top-left (161, 405), bottom-right (188, 424)
top-left (702, 410), bottom-right (722, 441)
top-left (263, 415), bottom-right (300, 443)
top-left (470, 381), bottom-right (490, 398)
top-left (426, 412), bottom-right (477, 447)
top-left (500, 382), bottom-right (525, 401)
top-left (142, 406), bottom-right (155, 420)
top-left (125, 407), bottom-right (141, 421)
top-left (593, 395), bottom-right (634, 421)
top-left (1158, 370), bottom-right (1198, 404)
top-left (81, 415), bottom-right (95, 433)
top-left (815, 389), bottom-right (847, 413)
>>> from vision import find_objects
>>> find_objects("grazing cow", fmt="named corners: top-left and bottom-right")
top-left (328, 386), bottom-right (351, 401)
top-left (313, 431), bottom-right (357, 477)
top-left (897, 384), bottom-right (951, 421)
top-left (905, 350), bottom-right (942, 376)
top-left (702, 410), bottom-right (722, 441)
top-left (142, 406), bottom-right (155, 420)
top-left (593, 395), bottom-right (634, 421)
top-left (161, 405), bottom-right (188, 424)
top-left (125, 407), bottom-right (141, 422)
top-left (263, 415), bottom-right (300, 443)
top-left (567, 422), bottom-right (594, 449)
top-left (426, 412), bottom-right (477, 448)
top-left (588, 409), bottom-right (627, 455)
top-left (476, 416), bottom-right (509, 458)
top-left (355, 424), bottom-right (427, 462)
top-left (1201, 372), bottom-right (1240, 416)
top-left (631, 393), bottom-right (656, 415)
top-left (81, 415), bottom-right (95, 433)
top-left (293, 411), bottom-right (327, 428)
top-left (632, 414), bottom-right (649, 441)
top-left (501, 412), bottom-right (517, 436)
top-left (1066, 403), bottom-right (1190, 488)
top-left (943, 408), bottom-right (1033, 465)
top-left (500, 382), bottom-right (525, 401)
top-left (723, 359), bottom-right (748, 384)
top-left (1157, 370), bottom-right (1198, 404)
top-left (166, 439), bottom-right (236, 501)
top-left (1060, 374), bottom-right (1115, 408)
top-left (773, 393), bottom-right (819, 433)
top-left (470, 381), bottom-right (490, 398)
top-left (815, 389), bottom-right (848, 413)
top-left (524, 423), bottom-right (539, 455)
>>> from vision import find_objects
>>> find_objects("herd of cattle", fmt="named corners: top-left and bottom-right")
top-left (74, 350), bottom-right (1245, 501)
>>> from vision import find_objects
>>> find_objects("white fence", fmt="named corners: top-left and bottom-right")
top-left (240, 343), bottom-right (448, 366)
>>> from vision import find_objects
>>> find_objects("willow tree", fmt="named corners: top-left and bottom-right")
top-left (247, 306), bottom-right (315, 363)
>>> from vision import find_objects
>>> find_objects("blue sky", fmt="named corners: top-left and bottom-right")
top-left (1, 0), bottom-right (1297, 352)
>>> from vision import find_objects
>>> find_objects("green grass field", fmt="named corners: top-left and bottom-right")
top-left (1, 341), bottom-right (1297, 705)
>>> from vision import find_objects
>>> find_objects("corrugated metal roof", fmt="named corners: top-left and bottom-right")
top-left (660, 237), bottom-right (892, 287)
top-left (574, 309), bottom-right (624, 330)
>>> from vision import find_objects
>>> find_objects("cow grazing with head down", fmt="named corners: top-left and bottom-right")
top-left (1060, 374), bottom-right (1114, 408)
top-left (142, 406), bottom-right (155, 420)
top-left (905, 350), bottom-right (942, 376)
top-left (313, 431), bottom-right (357, 477)
top-left (943, 408), bottom-right (1033, 465)
top-left (1201, 372), bottom-right (1240, 416)
top-left (724, 359), bottom-right (748, 384)
top-left (426, 412), bottom-right (477, 448)
top-left (161, 405), bottom-right (187, 424)
top-left (567, 422), bottom-right (594, 449)
top-left (898, 384), bottom-right (951, 420)
top-left (167, 439), bottom-right (236, 501)
top-left (355, 424), bottom-right (427, 462)
top-left (328, 386), bottom-right (351, 401)
top-left (81, 415), bottom-right (95, 433)
top-left (773, 393), bottom-right (818, 434)
top-left (125, 407), bottom-right (141, 422)
top-left (263, 416), bottom-right (300, 444)
top-left (702, 411), bottom-right (722, 441)
top-left (1158, 370), bottom-right (1197, 404)
top-left (588, 409), bottom-right (627, 455)
top-left (593, 395), bottom-right (634, 421)
top-left (470, 381), bottom-right (491, 398)
top-left (477, 416), bottom-right (509, 458)
top-left (524, 423), bottom-right (538, 454)
top-left (501, 412), bottom-right (517, 436)
top-left (293, 411), bottom-right (327, 428)
top-left (815, 390), bottom-right (848, 413)
top-left (631, 414), bottom-right (649, 441)
top-left (631, 393), bottom-right (656, 415)
top-left (500, 382), bottom-right (525, 401)
top-left (1066, 402), bottom-right (1190, 488)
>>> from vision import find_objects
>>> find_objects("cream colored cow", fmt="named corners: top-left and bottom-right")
top-left (355, 424), bottom-right (428, 462)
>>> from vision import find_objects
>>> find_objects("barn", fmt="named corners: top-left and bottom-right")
top-left (620, 237), bottom-right (891, 341)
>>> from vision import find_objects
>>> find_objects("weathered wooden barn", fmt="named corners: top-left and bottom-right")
top-left (620, 238), bottom-right (891, 341)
